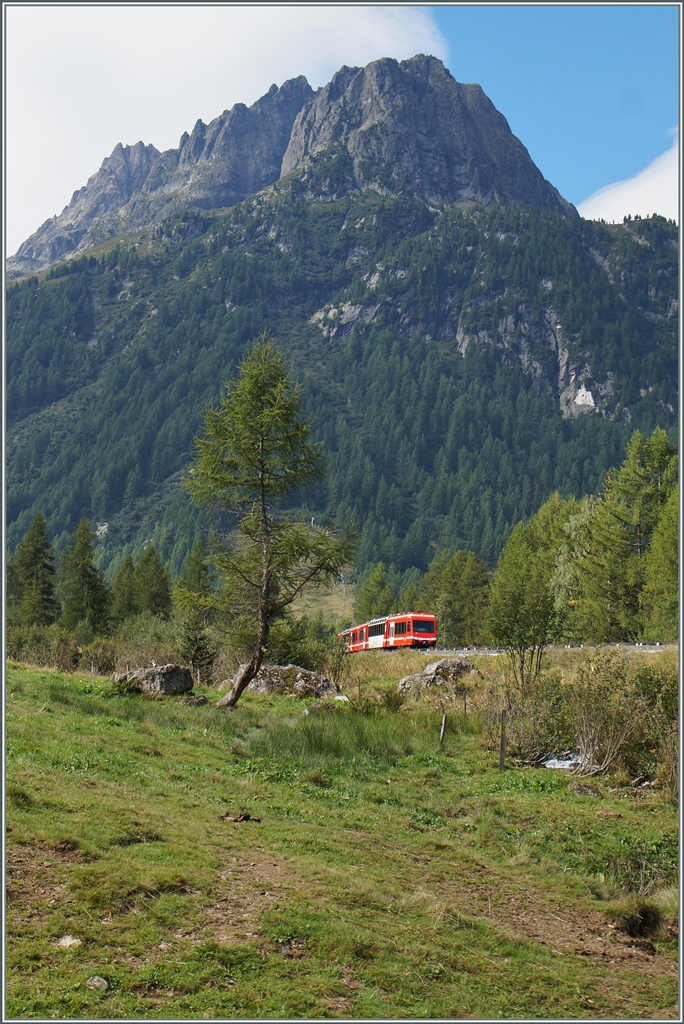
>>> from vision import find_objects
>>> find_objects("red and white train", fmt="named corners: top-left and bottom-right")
top-left (338, 612), bottom-right (437, 652)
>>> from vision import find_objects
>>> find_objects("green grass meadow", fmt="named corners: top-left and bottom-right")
top-left (5, 655), bottom-right (678, 1020)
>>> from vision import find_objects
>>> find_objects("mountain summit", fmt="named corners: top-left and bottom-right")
top-left (8, 55), bottom-right (575, 278)
top-left (282, 55), bottom-right (574, 213)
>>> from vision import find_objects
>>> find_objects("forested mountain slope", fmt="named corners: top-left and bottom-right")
top-left (7, 181), bottom-right (677, 579)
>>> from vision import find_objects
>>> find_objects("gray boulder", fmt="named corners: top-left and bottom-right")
top-left (398, 657), bottom-right (478, 693)
top-left (219, 663), bottom-right (340, 698)
top-left (112, 663), bottom-right (193, 695)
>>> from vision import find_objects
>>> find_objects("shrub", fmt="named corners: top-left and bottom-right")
top-left (604, 896), bottom-right (663, 938)
top-left (6, 624), bottom-right (80, 672)
top-left (571, 652), bottom-right (644, 776)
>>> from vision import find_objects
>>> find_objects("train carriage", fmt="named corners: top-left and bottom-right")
top-left (338, 612), bottom-right (437, 652)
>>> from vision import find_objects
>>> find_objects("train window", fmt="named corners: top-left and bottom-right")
top-left (368, 623), bottom-right (385, 637)
top-left (413, 620), bottom-right (435, 633)
top-left (394, 621), bottom-right (407, 635)
top-left (351, 632), bottom-right (357, 642)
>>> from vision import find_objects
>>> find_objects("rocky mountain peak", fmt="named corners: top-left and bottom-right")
top-left (7, 56), bottom-right (575, 279)
top-left (282, 54), bottom-right (574, 214)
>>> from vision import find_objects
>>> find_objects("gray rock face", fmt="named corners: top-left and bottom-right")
top-left (398, 656), bottom-right (478, 693)
top-left (7, 76), bottom-right (313, 277)
top-left (8, 142), bottom-right (160, 277)
top-left (8, 54), bottom-right (575, 278)
top-left (282, 54), bottom-right (575, 214)
top-left (220, 663), bottom-right (340, 698)
top-left (112, 663), bottom-right (193, 695)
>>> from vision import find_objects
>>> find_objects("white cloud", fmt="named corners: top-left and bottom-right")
top-left (5, 5), bottom-right (447, 255)
top-left (578, 132), bottom-right (679, 223)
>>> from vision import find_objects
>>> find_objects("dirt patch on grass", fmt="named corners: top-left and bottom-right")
top-left (171, 853), bottom-right (311, 947)
top-left (6, 841), bottom-right (82, 930)
top-left (426, 857), bottom-right (677, 980)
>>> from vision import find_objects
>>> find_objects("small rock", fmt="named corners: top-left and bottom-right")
top-left (335, 694), bottom-right (350, 702)
top-left (159, 941), bottom-right (171, 950)
top-left (178, 694), bottom-right (209, 706)
top-left (57, 935), bottom-right (82, 948)
top-left (569, 782), bottom-right (602, 798)
top-left (86, 976), bottom-right (109, 991)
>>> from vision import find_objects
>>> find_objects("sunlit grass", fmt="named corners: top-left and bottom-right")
top-left (5, 659), bottom-right (678, 1020)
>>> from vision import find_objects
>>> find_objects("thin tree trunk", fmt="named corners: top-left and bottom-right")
top-left (216, 429), bottom-right (271, 710)
top-left (216, 651), bottom-right (264, 708)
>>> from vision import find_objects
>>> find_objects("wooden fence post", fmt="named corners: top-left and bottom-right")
top-left (499, 709), bottom-right (506, 770)
top-left (439, 702), bottom-right (447, 746)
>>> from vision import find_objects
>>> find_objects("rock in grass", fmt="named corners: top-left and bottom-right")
top-left (568, 782), bottom-right (602, 798)
top-left (178, 694), bottom-right (209, 706)
top-left (86, 976), bottom-right (109, 991)
top-left (57, 935), bottom-right (81, 948)
top-left (219, 664), bottom-right (340, 698)
top-left (111, 664), bottom-right (193, 695)
top-left (397, 657), bottom-right (477, 693)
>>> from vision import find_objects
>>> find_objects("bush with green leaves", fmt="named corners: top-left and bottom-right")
top-left (6, 624), bottom-right (80, 673)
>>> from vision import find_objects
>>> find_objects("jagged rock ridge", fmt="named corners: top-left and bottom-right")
top-left (282, 54), bottom-right (574, 215)
top-left (8, 76), bottom-right (313, 277)
top-left (8, 55), bottom-right (575, 278)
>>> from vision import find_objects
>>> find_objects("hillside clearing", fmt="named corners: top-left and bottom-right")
top-left (5, 655), bottom-right (678, 1019)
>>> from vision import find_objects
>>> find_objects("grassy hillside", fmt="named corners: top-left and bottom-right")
top-left (6, 193), bottom-right (677, 578)
top-left (6, 653), bottom-right (677, 1019)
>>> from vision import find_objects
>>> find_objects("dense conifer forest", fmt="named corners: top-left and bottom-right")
top-left (6, 177), bottom-right (677, 583)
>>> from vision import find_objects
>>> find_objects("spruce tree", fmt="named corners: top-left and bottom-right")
top-left (9, 511), bottom-right (57, 626)
top-left (58, 518), bottom-right (109, 633)
top-left (178, 608), bottom-right (217, 684)
top-left (435, 550), bottom-right (489, 647)
top-left (354, 562), bottom-right (395, 621)
top-left (642, 485), bottom-right (678, 641)
top-left (133, 546), bottom-right (172, 619)
top-left (175, 539), bottom-right (214, 617)
top-left (109, 554), bottom-right (138, 624)
top-left (486, 494), bottom-right (572, 693)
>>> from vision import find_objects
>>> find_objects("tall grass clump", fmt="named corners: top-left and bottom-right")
top-left (239, 706), bottom-right (457, 768)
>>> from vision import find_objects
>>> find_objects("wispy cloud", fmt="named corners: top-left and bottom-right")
top-left (578, 132), bottom-right (679, 222)
top-left (6, 6), bottom-right (447, 255)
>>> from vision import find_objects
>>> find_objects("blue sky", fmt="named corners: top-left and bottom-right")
top-left (430, 4), bottom-right (679, 207)
top-left (5, 4), bottom-right (680, 254)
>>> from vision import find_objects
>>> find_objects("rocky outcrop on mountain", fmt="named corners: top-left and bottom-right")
top-left (282, 54), bottom-right (575, 215)
top-left (7, 76), bottom-right (313, 278)
top-left (8, 55), bottom-right (577, 279)
top-left (8, 142), bottom-right (160, 276)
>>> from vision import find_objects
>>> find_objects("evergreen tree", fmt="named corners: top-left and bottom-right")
top-left (8, 511), bottom-right (57, 626)
top-left (486, 494), bottom-right (573, 692)
top-left (178, 608), bottom-right (217, 683)
top-left (434, 550), bottom-right (489, 647)
top-left (58, 518), bottom-right (109, 633)
top-left (109, 554), bottom-right (137, 624)
top-left (187, 335), bottom-right (353, 708)
top-left (133, 546), bottom-right (172, 619)
top-left (571, 487), bottom-right (640, 641)
top-left (642, 486), bottom-right (678, 641)
top-left (354, 562), bottom-right (395, 621)
top-left (569, 429), bottom-right (676, 641)
top-left (175, 538), bottom-right (215, 618)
